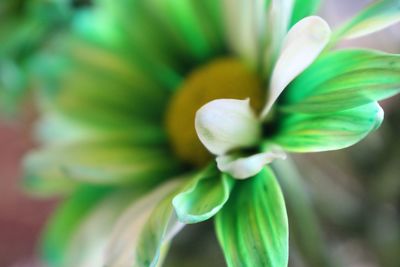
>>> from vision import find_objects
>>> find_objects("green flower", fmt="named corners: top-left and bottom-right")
top-left (23, 0), bottom-right (400, 267)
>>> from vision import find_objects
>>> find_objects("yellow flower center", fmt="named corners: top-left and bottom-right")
top-left (165, 58), bottom-right (265, 167)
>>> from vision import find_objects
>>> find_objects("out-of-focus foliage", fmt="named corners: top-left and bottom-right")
top-left (0, 0), bottom-right (87, 115)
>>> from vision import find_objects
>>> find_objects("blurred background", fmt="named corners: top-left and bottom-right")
top-left (0, 0), bottom-right (399, 266)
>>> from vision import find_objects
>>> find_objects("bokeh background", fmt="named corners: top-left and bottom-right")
top-left (0, 0), bottom-right (399, 266)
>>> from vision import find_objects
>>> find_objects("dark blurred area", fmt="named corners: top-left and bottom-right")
top-left (0, 0), bottom-right (399, 267)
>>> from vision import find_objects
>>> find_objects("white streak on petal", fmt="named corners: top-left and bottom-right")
top-left (261, 16), bottom-right (331, 119)
top-left (223, 0), bottom-right (266, 65)
top-left (344, 14), bottom-right (400, 39)
top-left (264, 0), bottom-right (294, 72)
top-left (104, 179), bottom-right (183, 267)
top-left (216, 150), bottom-right (287, 180)
top-left (195, 99), bottom-right (261, 156)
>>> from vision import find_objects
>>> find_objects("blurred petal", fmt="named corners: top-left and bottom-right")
top-left (261, 16), bottom-right (331, 118)
top-left (195, 99), bottom-right (261, 155)
top-left (216, 149), bottom-right (286, 180)
top-left (272, 102), bottom-right (384, 153)
top-left (40, 186), bottom-right (113, 267)
top-left (215, 167), bottom-right (288, 267)
top-left (223, 0), bottom-right (266, 65)
top-left (63, 190), bottom-right (136, 267)
top-left (335, 0), bottom-right (400, 40)
top-left (104, 179), bottom-right (184, 267)
top-left (173, 165), bottom-right (234, 224)
top-left (265, 0), bottom-right (294, 63)
top-left (282, 49), bottom-right (400, 113)
top-left (290, 0), bottom-right (321, 26)
top-left (23, 138), bottom-right (183, 187)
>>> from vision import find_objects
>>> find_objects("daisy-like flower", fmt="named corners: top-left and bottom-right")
top-left (23, 0), bottom-right (400, 267)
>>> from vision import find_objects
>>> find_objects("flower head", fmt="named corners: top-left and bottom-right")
top-left (20, 0), bottom-right (400, 267)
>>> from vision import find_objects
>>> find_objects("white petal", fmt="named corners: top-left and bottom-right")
top-left (261, 16), bottom-right (331, 119)
top-left (195, 99), bottom-right (261, 156)
top-left (216, 149), bottom-right (287, 179)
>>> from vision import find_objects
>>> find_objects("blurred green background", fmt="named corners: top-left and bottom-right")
top-left (0, 0), bottom-right (399, 266)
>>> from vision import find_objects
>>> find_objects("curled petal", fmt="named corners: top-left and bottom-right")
top-left (261, 16), bottom-right (331, 118)
top-left (195, 99), bottom-right (261, 155)
top-left (216, 149), bottom-right (287, 180)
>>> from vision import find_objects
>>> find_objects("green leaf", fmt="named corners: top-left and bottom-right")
top-left (41, 186), bottom-right (112, 267)
top-left (215, 167), bottom-right (288, 267)
top-left (23, 138), bottom-right (183, 188)
top-left (271, 102), bottom-right (384, 153)
top-left (282, 49), bottom-right (400, 113)
top-left (290, 0), bottom-right (321, 26)
top-left (173, 165), bottom-right (235, 224)
top-left (334, 0), bottom-right (400, 40)
top-left (104, 179), bottom-right (185, 267)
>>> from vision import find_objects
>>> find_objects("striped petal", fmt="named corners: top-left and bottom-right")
top-left (282, 49), bottom-right (400, 113)
top-left (173, 165), bottom-right (234, 224)
top-left (215, 167), bottom-right (289, 267)
top-left (335, 0), bottom-right (400, 41)
top-left (23, 138), bottom-right (182, 188)
top-left (261, 16), bottom-right (331, 118)
top-left (272, 102), bottom-right (384, 153)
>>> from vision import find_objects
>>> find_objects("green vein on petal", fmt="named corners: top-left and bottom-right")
top-left (173, 165), bottom-right (235, 224)
top-left (334, 0), bottom-right (400, 41)
top-left (40, 186), bottom-right (112, 267)
top-left (290, 0), bottom-right (321, 26)
top-left (271, 102), bottom-right (384, 153)
top-left (282, 49), bottom-right (400, 113)
top-left (23, 139), bottom-right (183, 188)
top-left (215, 167), bottom-right (289, 267)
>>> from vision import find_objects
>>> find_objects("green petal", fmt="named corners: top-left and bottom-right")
top-left (41, 186), bottom-right (112, 267)
top-left (271, 102), bottom-right (384, 153)
top-left (290, 0), bottom-right (321, 26)
top-left (136, 186), bottom-right (184, 267)
top-left (173, 165), bottom-right (235, 224)
top-left (105, 179), bottom-right (185, 267)
top-left (62, 189), bottom-right (139, 267)
top-left (333, 0), bottom-right (400, 41)
top-left (282, 49), bottom-right (400, 113)
top-left (215, 167), bottom-right (288, 267)
top-left (34, 41), bottom-right (170, 126)
top-left (23, 138), bottom-right (183, 188)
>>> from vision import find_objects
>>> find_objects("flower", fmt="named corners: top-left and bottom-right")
top-left (22, 0), bottom-right (400, 267)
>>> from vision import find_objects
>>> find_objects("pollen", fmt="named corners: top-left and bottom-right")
top-left (165, 58), bottom-right (265, 167)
